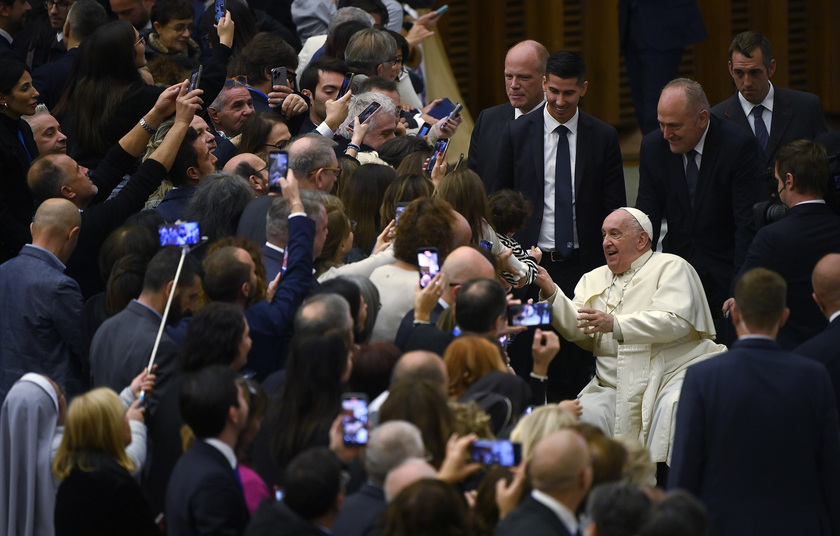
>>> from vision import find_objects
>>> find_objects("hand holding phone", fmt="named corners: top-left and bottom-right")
top-left (214, 0), bottom-right (225, 23)
top-left (469, 439), bottom-right (521, 466)
top-left (417, 247), bottom-right (440, 288)
top-left (268, 151), bottom-right (288, 195)
top-left (341, 394), bottom-right (369, 446)
top-left (270, 66), bottom-right (287, 89)
top-left (507, 302), bottom-right (553, 327)
top-left (425, 139), bottom-right (450, 173)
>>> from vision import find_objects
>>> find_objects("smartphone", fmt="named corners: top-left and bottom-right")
top-left (469, 439), bottom-right (521, 467)
top-left (507, 302), bottom-right (553, 327)
top-left (188, 65), bottom-right (202, 92)
top-left (479, 239), bottom-right (492, 250)
top-left (435, 4), bottom-right (449, 16)
top-left (158, 222), bottom-right (200, 246)
top-left (454, 153), bottom-right (465, 171)
top-left (341, 393), bottom-right (369, 447)
top-left (337, 72), bottom-right (355, 99)
top-left (417, 122), bottom-right (432, 138)
top-left (417, 247), bottom-right (440, 288)
top-left (425, 138), bottom-right (450, 173)
top-left (270, 66), bottom-right (287, 88)
top-left (268, 150), bottom-right (288, 195)
top-left (395, 202), bottom-right (409, 225)
top-left (446, 103), bottom-right (463, 123)
top-left (357, 101), bottom-right (382, 124)
top-left (213, 0), bottom-right (225, 23)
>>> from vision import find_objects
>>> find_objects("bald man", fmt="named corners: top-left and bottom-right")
top-left (369, 350), bottom-right (448, 425)
top-left (394, 245), bottom-right (496, 350)
top-left (383, 458), bottom-right (437, 503)
top-left (496, 429), bottom-right (593, 536)
top-left (224, 152), bottom-right (268, 196)
top-left (0, 199), bottom-right (86, 403)
top-left (469, 40), bottom-right (548, 188)
top-left (796, 253), bottom-right (840, 412)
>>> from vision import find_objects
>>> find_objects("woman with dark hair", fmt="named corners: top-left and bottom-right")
top-left (324, 20), bottom-right (369, 61)
top-left (376, 136), bottom-right (430, 169)
top-left (181, 171), bottom-right (254, 245)
top-left (179, 302), bottom-right (251, 372)
top-left (314, 206), bottom-right (354, 278)
top-left (380, 479), bottom-right (469, 536)
top-left (55, 20), bottom-right (162, 166)
top-left (237, 112), bottom-right (291, 155)
top-left (378, 173), bottom-right (433, 231)
top-left (344, 274), bottom-right (381, 344)
top-left (52, 388), bottom-right (158, 536)
top-left (257, 330), bottom-right (351, 487)
top-left (340, 163), bottom-right (396, 254)
top-left (349, 341), bottom-right (400, 401)
top-left (379, 379), bottom-right (455, 468)
top-left (0, 59), bottom-right (40, 262)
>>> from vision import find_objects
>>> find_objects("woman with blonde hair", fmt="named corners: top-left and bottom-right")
top-left (509, 404), bottom-right (578, 460)
top-left (52, 388), bottom-right (157, 535)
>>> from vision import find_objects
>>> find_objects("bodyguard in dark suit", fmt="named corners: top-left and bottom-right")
top-left (494, 429), bottom-right (591, 536)
top-left (796, 253), bottom-right (840, 413)
top-left (167, 366), bottom-right (250, 536)
top-left (0, 0), bottom-right (30, 62)
top-left (636, 78), bottom-right (765, 333)
top-left (731, 140), bottom-right (840, 349)
top-left (619, 0), bottom-right (707, 134)
top-left (669, 268), bottom-right (840, 536)
top-left (711, 31), bottom-right (827, 171)
top-left (468, 40), bottom-right (548, 187)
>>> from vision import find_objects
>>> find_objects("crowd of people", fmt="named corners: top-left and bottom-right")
top-left (0, 0), bottom-right (839, 535)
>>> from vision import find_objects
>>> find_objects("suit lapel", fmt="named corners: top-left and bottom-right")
top-left (574, 112), bottom-right (588, 198)
top-left (722, 94), bottom-right (750, 130)
top-left (531, 107), bottom-right (545, 178)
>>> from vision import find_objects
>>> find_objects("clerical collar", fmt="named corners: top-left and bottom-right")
top-left (618, 249), bottom-right (653, 276)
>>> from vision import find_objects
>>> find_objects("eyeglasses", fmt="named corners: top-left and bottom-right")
top-left (310, 166), bottom-right (342, 178)
top-left (264, 140), bottom-right (290, 150)
top-left (45, 0), bottom-right (73, 9)
top-left (224, 76), bottom-right (247, 88)
top-left (134, 35), bottom-right (145, 47)
top-left (166, 23), bottom-right (191, 35)
top-left (255, 164), bottom-right (268, 175)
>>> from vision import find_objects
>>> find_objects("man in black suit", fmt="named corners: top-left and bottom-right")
top-left (166, 366), bottom-right (250, 536)
top-left (0, 0), bottom-right (31, 60)
top-left (711, 31), bottom-right (827, 171)
top-left (491, 51), bottom-right (625, 400)
top-left (725, 140), bottom-right (840, 349)
top-left (495, 429), bottom-right (592, 536)
top-left (796, 253), bottom-right (840, 413)
top-left (468, 40), bottom-right (548, 186)
top-left (619, 0), bottom-right (707, 135)
top-left (636, 78), bottom-right (765, 341)
top-left (669, 268), bottom-right (840, 536)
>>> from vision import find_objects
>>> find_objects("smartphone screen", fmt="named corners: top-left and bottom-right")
top-left (395, 202), bottom-right (409, 225)
top-left (337, 73), bottom-right (354, 99)
top-left (425, 139), bottom-right (449, 173)
top-left (188, 65), bottom-right (202, 92)
top-left (417, 248), bottom-right (440, 288)
top-left (158, 222), bottom-right (200, 246)
top-left (479, 239), bottom-right (492, 251)
top-left (417, 123), bottom-right (432, 138)
top-left (358, 102), bottom-right (382, 124)
top-left (271, 66), bottom-right (287, 88)
top-left (341, 394), bottom-right (369, 446)
top-left (507, 302), bottom-right (553, 327)
top-left (268, 150), bottom-right (288, 194)
top-left (214, 0), bottom-right (225, 23)
top-left (469, 439), bottom-right (521, 466)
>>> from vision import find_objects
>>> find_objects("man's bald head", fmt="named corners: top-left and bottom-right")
top-left (812, 253), bottom-right (840, 317)
top-left (529, 429), bottom-right (592, 510)
top-left (30, 198), bottom-right (81, 262)
top-left (224, 153), bottom-right (267, 196)
top-left (504, 40), bottom-right (549, 112)
top-left (383, 457), bottom-right (437, 502)
top-left (391, 350), bottom-right (448, 395)
top-left (288, 133), bottom-right (338, 191)
top-left (450, 211), bottom-right (472, 250)
top-left (441, 246), bottom-right (496, 302)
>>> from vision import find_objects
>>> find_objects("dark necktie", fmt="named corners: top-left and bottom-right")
top-left (752, 105), bottom-right (769, 151)
top-left (554, 124), bottom-right (573, 256)
top-left (685, 149), bottom-right (699, 207)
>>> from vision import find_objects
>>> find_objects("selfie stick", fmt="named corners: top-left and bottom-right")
top-left (138, 245), bottom-right (188, 403)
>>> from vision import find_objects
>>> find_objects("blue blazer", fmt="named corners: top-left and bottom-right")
top-left (669, 337), bottom-right (840, 536)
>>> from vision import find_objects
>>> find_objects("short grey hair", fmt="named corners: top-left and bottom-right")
top-left (339, 91), bottom-right (398, 134)
top-left (266, 195), bottom-right (325, 246)
top-left (365, 421), bottom-right (425, 487)
top-left (328, 6), bottom-right (374, 33)
top-left (663, 78), bottom-right (710, 115)
top-left (66, 0), bottom-right (108, 41)
top-left (209, 79), bottom-right (247, 112)
top-left (22, 104), bottom-right (50, 128)
top-left (344, 28), bottom-right (397, 72)
top-left (288, 133), bottom-right (338, 176)
top-left (294, 292), bottom-right (353, 336)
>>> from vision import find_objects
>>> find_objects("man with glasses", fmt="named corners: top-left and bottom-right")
top-left (143, 0), bottom-right (199, 62)
top-left (224, 152), bottom-right (269, 197)
top-left (0, 0), bottom-right (32, 60)
top-left (13, 0), bottom-right (72, 69)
